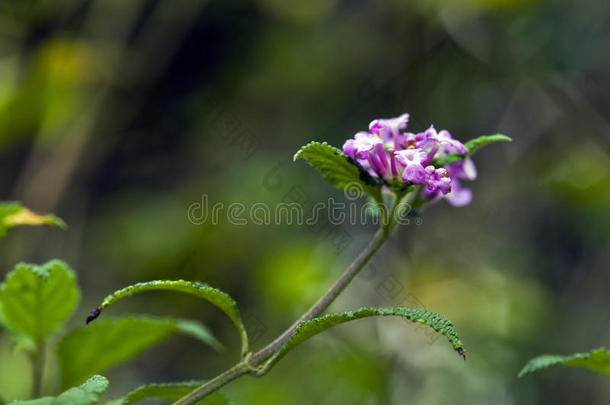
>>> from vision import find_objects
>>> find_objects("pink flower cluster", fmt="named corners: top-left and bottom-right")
top-left (343, 113), bottom-right (476, 206)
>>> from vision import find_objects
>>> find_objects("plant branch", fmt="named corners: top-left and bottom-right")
top-left (173, 191), bottom-right (414, 405)
top-left (172, 362), bottom-right (250, 405)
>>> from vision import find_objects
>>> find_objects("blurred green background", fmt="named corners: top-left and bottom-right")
top-left (1, 0), bottom-right (609, 403)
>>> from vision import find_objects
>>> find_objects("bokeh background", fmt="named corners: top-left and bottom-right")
top-left (1, 0), bottom-right (609, 404)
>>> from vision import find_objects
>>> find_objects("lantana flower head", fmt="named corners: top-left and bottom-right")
top-left (342, 112), bottom-right (476, 206)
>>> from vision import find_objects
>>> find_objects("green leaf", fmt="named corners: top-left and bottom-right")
top-left (8, 399), bottom-right (53, 405)
top-left (518, 347), bottom-right (610, 378)
top-left (0, 260), bottom-right (79, 344)
top-left (434, 134), bottom-right (512, 165)
top-left (89, 280), bottom-right (248, 355)
top-left (104, 381), bottom-right (229, 405)
top-left (464, 133), bottom-right (512, 153)
top-left (52, 375), bottom-right (109, 405)
top-left (0, 300), bottom-right (36, 351)
top-left (261, 306), bottom-right (464, 373)
top-left (0, 202), bottom-right (66, 237)
top-left (294, 141), bottom-right (381, 197)
top-left (174, 318), bottom-right (224, 352)
top-left (9, 375), bottom-right (108, 405)
top-left (58, 315), bottom-right (222, 388)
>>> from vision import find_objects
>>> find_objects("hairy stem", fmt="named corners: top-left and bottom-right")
top-left (173, 191), bottom-right (413, 405)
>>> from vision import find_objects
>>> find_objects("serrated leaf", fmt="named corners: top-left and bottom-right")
top-left (89, 280), bottom-right (248, 355)
top-left (0, 202), bottom-right (66, 237)
top-left (435, 134), bottom-right (512, 165)
top-left (294, 141), bottom-right (381, 197)
top-left (58, 316), bottom-right (221, 388)
top-left (0, 260), bottom-right (80, 344)
top-left (518, 347), bottom-right (610, 378)
top-left (104, 381), bottom-right (229, 405)
top-left (267, 307), bottom-right (464, 367)
top-left (9, 375), bottom-right (108, 405)
top-left (53, 375), bottom-right (109, 405)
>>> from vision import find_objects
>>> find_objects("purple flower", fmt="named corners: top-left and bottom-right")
top-left (445, 179), bottom-right (472, 207)
top-left (446, 157), bottom-right (477, 181)
top-left (395, 148), bottom-right (427, 183)
top-left (342, 112), bottom-right (475, 207)
top-left (423, 166), bottom-right (452, 194)
top-left (343, 131), bottom-right (390, 179)
top-left (437, 130), bottom-right (468, 154)
top-left (422, 158), bottom-right (477, 206)
top-left (343, 131), bottom-right (382, 159)
top-left (369, 113), bottom-right (410, 145)
top-left (410, 126), bottom-right (468, 158)
top-left (438, 157), bottom-right (476, 206)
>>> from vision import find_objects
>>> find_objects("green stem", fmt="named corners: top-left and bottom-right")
top-left (31, 342), bottom-right (44, 398)
top-left (173, 191), bottom-right (414, 405)
top-left (386, 187), bottom-right (414, 234)
top-left (372, 191), bottom-right (389, 227)
top-left (172, 362), bottom-right (250, 405)
top-left (32, 274), bottom-right (44, 399)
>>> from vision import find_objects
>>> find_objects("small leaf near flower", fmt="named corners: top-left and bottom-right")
top-left (434, 134), bottom-right (512, 166)
top-left (294, 141), bottom-right (382, 198)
